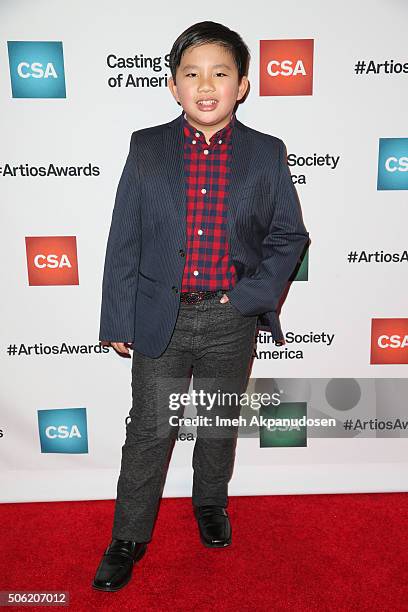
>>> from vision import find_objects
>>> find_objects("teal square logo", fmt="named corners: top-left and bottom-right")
top-left (293, 246), bottom-right (309, 281)
top-left (8, 41), bottom-right (66, 98)
top-left (377, 138), bottom-right (408, 190)
top-left (259, 401), bottom-right (307, 447)
top-left (37, 408), bottom-right (88, 453)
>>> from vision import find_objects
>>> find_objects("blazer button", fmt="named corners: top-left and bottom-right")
top-left (171, 286), bottom-right (179, 293)
top-left (179, 249), bottom-right (185, 257)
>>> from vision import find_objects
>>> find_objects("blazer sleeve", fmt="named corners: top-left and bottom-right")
top-left (227, 138), bottom-right (309, 316)
top-left (99, 132), bottom-right (141, 342)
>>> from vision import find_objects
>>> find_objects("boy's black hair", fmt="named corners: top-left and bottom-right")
top-left (169, 21), bottom-right (250, 83)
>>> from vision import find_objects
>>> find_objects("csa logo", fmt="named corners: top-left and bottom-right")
top-left (37, 408), bottom-right (88, 454)
top-left (259, 401), bottom-right (307, 447)
top-left (377, 138), bottom-right (408, 190)
top-left (260, 39), bottom-right (314, 96)
top-left (370, 318), bottom-right (408, 364)
top-left (7, 41), bottom-right (66, 98)
top-left (25, 236), bottom-right (79, 286)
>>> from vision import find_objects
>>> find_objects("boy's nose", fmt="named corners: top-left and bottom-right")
top-left (198, 77), bottom-right (215, 90)
top-left (198, 83), bottom-right (215, 93)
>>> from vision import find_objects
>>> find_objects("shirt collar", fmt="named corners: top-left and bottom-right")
top-left (182, 111), bottom-right (234, 145)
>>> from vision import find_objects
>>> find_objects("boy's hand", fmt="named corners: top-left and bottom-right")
top-left (219, 293), bottom-right (230, 304)
top-left (107, 341), bottom-right (133, 356)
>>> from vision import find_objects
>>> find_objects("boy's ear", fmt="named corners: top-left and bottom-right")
top-left (168, 76), bottom-right (180, 103)
top-left (237, 75), bottom-right (249, 101)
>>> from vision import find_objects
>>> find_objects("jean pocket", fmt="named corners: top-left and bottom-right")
top-left (224, 299), bottom-right (245, 316)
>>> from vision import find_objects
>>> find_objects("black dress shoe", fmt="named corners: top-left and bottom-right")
top-left (194, 505), bottom-right (232, 548)
top-left (92, 539), bottom-right (147, 592)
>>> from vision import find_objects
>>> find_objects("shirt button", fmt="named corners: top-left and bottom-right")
top-left (195, 132), bottom-right (200, 137)
top-left (218, 139), bottom-right (223, 144)
top-left (192, 140), bottom-right (196, 144)
top-left (197, 229), bottom-right (203, 235)
top-left (193, 270), bottom-right (199, 276)
top-left (201, 188), bottom-right (207, 194)
top-left (203, 149), bottom-right (209, 155)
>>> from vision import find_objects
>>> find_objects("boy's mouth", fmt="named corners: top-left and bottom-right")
top-left (196, 98), bottom-right (218, 111)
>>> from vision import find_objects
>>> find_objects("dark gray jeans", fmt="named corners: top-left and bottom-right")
top-left (112, 290), bottom-right (258, 542)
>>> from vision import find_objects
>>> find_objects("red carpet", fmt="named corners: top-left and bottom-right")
top-left (1, 494), bottom-right (407, 611)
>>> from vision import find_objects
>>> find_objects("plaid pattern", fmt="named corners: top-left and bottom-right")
top-left (181, 113), bottom-right (238, 291)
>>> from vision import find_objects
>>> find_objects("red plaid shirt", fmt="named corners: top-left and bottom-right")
top-left (181, 112), bottom-right (238, 292)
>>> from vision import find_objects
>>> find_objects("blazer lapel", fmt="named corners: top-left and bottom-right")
top-left (227, 117), bottom-right (252, 253)
top-left (163, 113), bottom-right (186, 219)
top-left (162, 112), bottom-right (253, 254)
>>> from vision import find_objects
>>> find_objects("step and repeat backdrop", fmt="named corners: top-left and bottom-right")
top-left (1, 1), bottom-right (407, 502)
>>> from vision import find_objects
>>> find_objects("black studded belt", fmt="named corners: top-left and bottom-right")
top-left (180, 289), bottom-right (229, 304)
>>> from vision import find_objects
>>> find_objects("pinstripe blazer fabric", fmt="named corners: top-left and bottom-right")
top-left (99, 111), bottom-right (310, 358)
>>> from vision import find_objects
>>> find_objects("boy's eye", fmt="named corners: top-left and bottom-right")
top-left (185, 72), bottom-right (227, 78)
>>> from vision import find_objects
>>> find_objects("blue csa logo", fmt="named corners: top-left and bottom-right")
top-left (37, 408), bottom-right (88, 453)
top-left (7, 41), bottom-right (66, 98)
top-left (377, 138), bottom-right (408, 190)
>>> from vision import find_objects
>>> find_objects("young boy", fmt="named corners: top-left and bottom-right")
top-left (93, 20), bottom-right (309, 591)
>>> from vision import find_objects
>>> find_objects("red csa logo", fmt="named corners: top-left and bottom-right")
top-left (260, 39), bottom-right (314, 96)
top-left (25, 236), bottom-right (79, 286)
top-left (370, 319), bottom-right (408, 364)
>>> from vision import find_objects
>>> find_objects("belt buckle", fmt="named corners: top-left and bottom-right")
top-left (188, 292), bottom-right (202, 304)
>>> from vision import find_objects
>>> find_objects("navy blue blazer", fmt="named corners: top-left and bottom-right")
top-left (99, 111), bottom-right (309, 358)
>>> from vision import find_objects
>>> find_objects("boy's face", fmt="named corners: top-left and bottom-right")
top-left (168, 42), bottom-right (248, 137)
